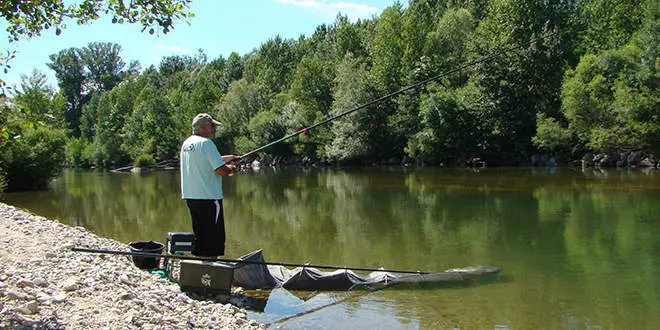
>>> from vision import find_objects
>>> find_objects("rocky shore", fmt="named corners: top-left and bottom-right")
top-left (0, 202), bottom-right (263, 329)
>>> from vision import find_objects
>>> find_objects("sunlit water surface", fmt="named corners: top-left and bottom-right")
top-left (2, 167), bottom-right (659, 329)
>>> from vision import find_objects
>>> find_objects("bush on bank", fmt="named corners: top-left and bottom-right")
top-left (0, 121), bottom-right (67, 191)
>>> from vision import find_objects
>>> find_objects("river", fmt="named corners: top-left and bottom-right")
top-left (2, 167), bottom-right (659, 329)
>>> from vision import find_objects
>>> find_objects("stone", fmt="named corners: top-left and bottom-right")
top-left (61, 277), bottom-right (79, 291)
top-left (13, 301), bottom-right (39, 315)
top-left (52, 292), bottom-right (67, 303)
top-left (34, 278), bottom-right (49, 287)
top-left (17, 278), bottom-right (36, 288)
top-left (5, 289), bottom-right (31, 300)
top-left (0, 202), bottom-right (262, 329)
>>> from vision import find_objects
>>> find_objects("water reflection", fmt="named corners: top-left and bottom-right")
top-left (1, 167), bottom-right (659, 329)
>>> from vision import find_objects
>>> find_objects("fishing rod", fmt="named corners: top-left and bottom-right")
top-left (71, 247), bottom-right (430, 275)
top-left (238, 36), bottom-right (544, 160)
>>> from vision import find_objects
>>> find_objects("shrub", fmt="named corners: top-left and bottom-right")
top-left (0, 124), bottom-right (67, 191)
top-left (133, 153), bottom-right (155, 168)
top-left (65, 137), bottom-right (87, 168)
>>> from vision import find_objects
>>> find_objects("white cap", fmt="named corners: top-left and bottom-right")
top-left (191, 113), bottom-right (221, 129)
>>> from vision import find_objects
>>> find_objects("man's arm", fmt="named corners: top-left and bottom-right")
top-left (222, 155), bottom-right (240, 163)
top-left (215, 155), bottom-right (240, 176)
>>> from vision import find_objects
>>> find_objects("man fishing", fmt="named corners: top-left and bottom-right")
top-left (180, 113), bottom-right (240, 258)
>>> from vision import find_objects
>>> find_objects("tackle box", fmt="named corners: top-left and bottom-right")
top-left (178, 260), bottom-right (235, 294)
top-left (166, 232), bottom-right (195, 255)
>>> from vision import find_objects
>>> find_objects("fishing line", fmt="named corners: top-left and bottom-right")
top-left (264, 289), bottom-right (378, 327)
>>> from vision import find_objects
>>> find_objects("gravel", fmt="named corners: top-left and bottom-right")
top-left (0, 202), bottom-right (263, 329)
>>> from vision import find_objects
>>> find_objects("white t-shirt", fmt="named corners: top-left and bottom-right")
top-left (180, 135), bottom-right (226, 200)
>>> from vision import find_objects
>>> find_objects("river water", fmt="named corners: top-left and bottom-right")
top-left (2, 167), bottom-right (659, 329)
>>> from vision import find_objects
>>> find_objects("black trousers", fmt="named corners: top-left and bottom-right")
top-left (185, 199), bottom-right (225, 256)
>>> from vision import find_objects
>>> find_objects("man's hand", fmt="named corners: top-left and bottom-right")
top-left (215, 164), bottom-right (237, 177)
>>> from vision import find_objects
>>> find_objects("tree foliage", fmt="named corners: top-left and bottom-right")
top-left (326, 54), bottom-right (376, 162)
top-left (0, 101), bottom-right (66, 191)
top-left (1, 0), bottom-right (193, 40)
top-left (2, 0), bottom-right (658, 193)
top-left (560, 43), bottom-right (659, 153)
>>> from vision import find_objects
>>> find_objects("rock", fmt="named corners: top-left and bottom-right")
top-left (640, 158), bottom-right (655, 167)
top-left (11, 314), bottom-right (37, 326)
top-left (0, 202), bottom-right (262, 329)
top-left (17, 278), bottom-right (36, 288)
top-left (6, 289), bottom-right (31, 300)
top-left (33, 278), bottom-right (49, 287)
top-left (120, 292), bottom-right (135, 300)
top-left (35, 292), bottom-right (51, 304)
top-left (14, 301), bottom-right (39, 315)
top-left (582, 153), bottom-right (594, 167)
top-left (61, 277), bottom-right (79, 291)
top-left (627, 151), bottom-right (642, 166)
top-left (52, 292), bottom-right (67, 303)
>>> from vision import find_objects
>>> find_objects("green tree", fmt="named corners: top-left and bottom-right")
top-left (532, 112), bottom-right (573, 154)
top-left (447, 0), bottom-right (489, 20)
top-left (371, 4), bottom-right (405, 93)
top-left (326, 54), bottom-right (377, 162)
top-left (392, 7), bottom-right (477, 160)
top-left (290, 54), bottom-right (334, 116)
top-left (244, 36), bottom-right (299, 97)
top-left (214, 79), bottom-right (266, 154)
top-left (94, 78), bottom-right (143, 167)
top-left (80, 42), bottom-right (130, 92)
top-left (48, 42), bottom-right (136, 137)
top-left (575, 0), bottom-right (646, 53)
top-left (224, 52), bottom-right (244, 83)
top-left (79, 93), bottom-right (101, 141)
top-left (47, 48), bottom-right (86, 136)
top-left (423, 8), bottom-right (475, 80)
top-left (11, 69), bottom-right (66, 128)
top-left (369, 4), bottom-right (406, 159)
top-left (561, 44), bottom-right (659, 154)
top-left (401, 0), bottom-right (441, 79)
top-left (333, 15), bottom-right (368, 61)
top-left (188, 64), bottom-right (226, 113)
top-left (406, 83), bottom-right (487, 164)
top-left (247, 110), bottom-right (289, 156)
top-left (0, 110), bottom-right (66, 191)
top-left (159, 53), bottom-right (203, 78)
top-left (127, 86), bottom-right (177, 161)
top-left (469, 0), bottom-right (570, 164)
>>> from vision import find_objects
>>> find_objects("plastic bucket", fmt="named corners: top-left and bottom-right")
top-left (129, 241), bottom-right (164, 270)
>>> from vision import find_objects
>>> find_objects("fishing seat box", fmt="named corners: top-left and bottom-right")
top-left (165, 232), bottom-right (195, 279)
top-left (178, 260), bottom-right (235, 294)
top-left (166, 232), bottom-right (195, 255)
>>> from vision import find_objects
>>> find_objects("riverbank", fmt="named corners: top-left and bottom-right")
top-left (0, 202), bottom-right (263, 329)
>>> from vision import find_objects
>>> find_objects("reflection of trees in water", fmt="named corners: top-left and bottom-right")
top-left (52, 170), bottom-right (189, 243)
top-left (559, 188), bottom-right (660, 327)
top-left (8, 167), bottom-right (659, 328)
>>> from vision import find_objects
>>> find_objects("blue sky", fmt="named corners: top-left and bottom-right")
top-left (1, 0), bottom-right (400, 89)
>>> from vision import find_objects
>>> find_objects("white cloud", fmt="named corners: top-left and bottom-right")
top-left (275, 0), bottom-right (380, 21)
top-left (155, 44), bottom-right (189, 54)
